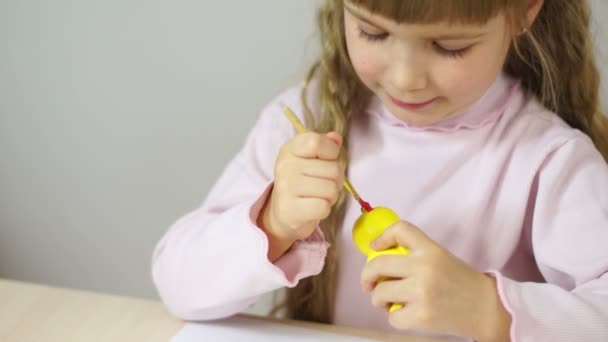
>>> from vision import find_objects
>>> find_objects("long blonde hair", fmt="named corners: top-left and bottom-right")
top-left (278, 0), bottom-right (606, 324)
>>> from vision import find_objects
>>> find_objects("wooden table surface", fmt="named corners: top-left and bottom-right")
top-left (0, 278), bottom-right (445, 341)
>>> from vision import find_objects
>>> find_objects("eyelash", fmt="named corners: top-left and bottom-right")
top-left (357, 28), bottom-right (470, 59)
top-left (358, 29), bottom-right (388, 42)
top-left (433, 43), bottom-right (469, 59)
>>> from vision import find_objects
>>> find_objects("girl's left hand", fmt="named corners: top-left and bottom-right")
top-left (360, 220), bottom-right (511, 341)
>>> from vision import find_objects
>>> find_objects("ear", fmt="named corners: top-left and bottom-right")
top-left (526, 0), bottom-right (544, 27)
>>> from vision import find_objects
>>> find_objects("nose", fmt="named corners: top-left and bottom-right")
top-left (386, 52), bottom-right (428, 94)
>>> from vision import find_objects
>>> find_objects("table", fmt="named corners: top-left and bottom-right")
top-left (0, 278), bottom-right (444, 341)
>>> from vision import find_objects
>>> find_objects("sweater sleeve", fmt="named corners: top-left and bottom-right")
top-left (151, 86), bottom-right (329, 321)
top-left (489, 134), bottom-right (608, 341)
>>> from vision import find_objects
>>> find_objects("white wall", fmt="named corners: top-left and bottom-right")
top-left (0, 0), bottom-right (606, 311)
top-left (591, 0), bottom-right (608, 108)
top-left (0, 0), bottom-right (319, 300)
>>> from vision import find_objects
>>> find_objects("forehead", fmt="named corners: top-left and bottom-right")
top-left (345, 0), bottom-right (511, 26)
top-left (344, 1), bottom-right (508, 39)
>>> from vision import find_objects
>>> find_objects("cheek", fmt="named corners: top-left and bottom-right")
top-left (350, 48), bottom-right (381, 83)
top-left (345, 33), bottom-right (383, 86)
top-left (435, 46), bottom-right (507, 100)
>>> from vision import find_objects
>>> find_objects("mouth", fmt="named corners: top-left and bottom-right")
top-left (389, 96), bottom-right (437, 111)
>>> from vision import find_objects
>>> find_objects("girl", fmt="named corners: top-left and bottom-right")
top-left (152, 0), bottom-right (608, 340)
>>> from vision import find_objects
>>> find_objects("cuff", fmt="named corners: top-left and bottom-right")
top-left (248, 181), bottom-right (329, 287)
top-left (484, 270), bottom-right (518, 342)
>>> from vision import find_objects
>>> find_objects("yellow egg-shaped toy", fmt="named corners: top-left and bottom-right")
top-left (353, 207), bottom-right (409, 261)
top-left (352, 206), bottom-right (409, 312)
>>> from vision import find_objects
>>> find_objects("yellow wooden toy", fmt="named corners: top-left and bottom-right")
top-left (353, 207), bottom-right (409, 313)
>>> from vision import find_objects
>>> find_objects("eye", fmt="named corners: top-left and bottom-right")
top-left (433, 42), bottom-right (470, 59)
top-left (358, 28), bottom-right (389, 42)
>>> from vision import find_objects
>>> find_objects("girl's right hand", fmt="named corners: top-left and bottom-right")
top-left (261, 131), bottom-right (345, 245)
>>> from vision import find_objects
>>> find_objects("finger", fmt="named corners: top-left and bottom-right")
top-left (291, 197), bottom-right (332, 225)
top-left (293, 176), bottom-right (340, 204)
top-left (291, 132), bottom-right (342, 160)
top-left (325, 131), bottom-right (343, 146)
top-left (360, 255), bottom-right (412, 292)
top-left (299, 159), bottom-right (345, 183)
top-left (388, 302), bottom-right (434, 332)
top-left (371, 220), bottom-right (433, 252)
top-left (369, 279), bottom-right (410, 310)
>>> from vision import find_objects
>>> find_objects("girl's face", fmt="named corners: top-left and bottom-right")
top-left (344, 2), bottom-right (513, 126)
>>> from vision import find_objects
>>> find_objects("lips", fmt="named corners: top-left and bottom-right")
top-left (389, 95), bottom-right (437, 111)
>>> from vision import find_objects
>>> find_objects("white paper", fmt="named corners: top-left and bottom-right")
top-left (171, 316), bottom-right (379, 342)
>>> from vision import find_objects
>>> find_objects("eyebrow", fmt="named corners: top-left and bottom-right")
top-left (344, 2), bottom-right (488, 41)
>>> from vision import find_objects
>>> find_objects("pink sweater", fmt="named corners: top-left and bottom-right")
top-left (152, 74), bottom-right (608, 341)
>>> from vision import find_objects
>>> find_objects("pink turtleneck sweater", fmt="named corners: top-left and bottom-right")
top-left (152, 74), bottom-right (608, 341)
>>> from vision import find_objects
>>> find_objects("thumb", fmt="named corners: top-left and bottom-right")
top-left (325, 131), bottom-right (343, 147)
top-left (371, 220), bottom-right (431, 251)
